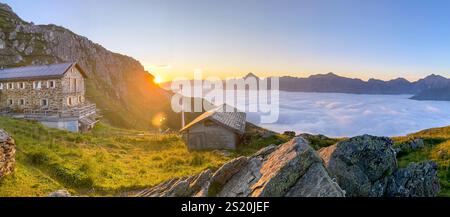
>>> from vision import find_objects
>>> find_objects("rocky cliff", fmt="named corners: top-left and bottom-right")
top-left (136, 135), bottom-right (440, 197)
top-left (0, 3), bottom-right (175, 129)
top-left (0, 129), bottom-right (15, 179)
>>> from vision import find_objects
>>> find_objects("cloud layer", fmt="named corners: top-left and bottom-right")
top-left (247, 92), bottom-right (450, 137)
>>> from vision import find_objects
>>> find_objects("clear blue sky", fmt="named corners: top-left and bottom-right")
top-left (3, 0), bottom-right (450, 81)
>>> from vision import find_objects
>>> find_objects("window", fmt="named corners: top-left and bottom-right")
top-left (0, 83), bottom-right (3, 90)
top-left (74, 79), bottom-right (78, 92)
top-left (78, 96), bottom-right (82, 103)
top-left (67, 97), bottom-right (72, 106)
top-left (41, 99), bottom-right (48, 107)
top-left (18, 98), bottom-right (25, 106)
top-left (47, 80), bottom-right (56, 89)
top-left (33, 81), bottom-right (42, 89)
top-left (18, 82), bottom-right (25, 89)
top-left (8, 99), bottom-right (13, 106)
top-left (7, 83), bottom-right (13, 89)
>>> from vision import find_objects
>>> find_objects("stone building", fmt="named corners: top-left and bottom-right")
top-left (0, 62), bottom-right (98, 132)
top-left (180, 104), bottom-right (246, 150)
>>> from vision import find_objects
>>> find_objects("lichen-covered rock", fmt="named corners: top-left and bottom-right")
top-left (210, 156), bottom-right (248, 186)
top-left (48, 189), bottom-right (71, 197)
top-left (137, 137), bottom-right (345, 197)
top-left (395, 139), bottom-right (425, 155)
top-left (0, 129), bottom-right (15, 179)
top-left (136, 169), bottom-right (213, 197)
top-left (386, 161), bottom-right (440, 197)
top-left (250, 137), bottom-right (327, 197)
top-left (320, 135), bottom-right (440, 197)
top-left (136, 135), bottom-right (440, 198)
top-left (319, 135), bottom-right (397, 197)
top-left (252, 144), bottom-right (277, 159)
top-left (285, 163), bottom-right (344, 197)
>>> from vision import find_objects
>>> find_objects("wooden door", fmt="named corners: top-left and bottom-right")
top-left (189, 133), bottom-right (206, 150)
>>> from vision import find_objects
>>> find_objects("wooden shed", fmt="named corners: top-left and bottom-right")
top-left (180, 104), bottom-right (246, 150)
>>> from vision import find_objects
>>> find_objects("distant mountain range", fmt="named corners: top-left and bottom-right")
top-left (276, 73), bottom-right (450, 96)
top-left (163, 72), bottom-right (450, 101)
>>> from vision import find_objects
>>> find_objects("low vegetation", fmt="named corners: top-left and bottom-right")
top-left (1, 115), bottom-right (448, 197)
top-left (0, 117), bottom-right (287, 197)
top-left (0, 117), bottom-right (235, 196)
top-left (393, 126), bottom-right (450, 196)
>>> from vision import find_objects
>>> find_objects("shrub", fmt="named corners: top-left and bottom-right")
top-left (190, 154), bottom-right (205, 166)
top-left (27, 151), bottom-right (51, 165)
top-left (48, 164), bottom-right (94, 188)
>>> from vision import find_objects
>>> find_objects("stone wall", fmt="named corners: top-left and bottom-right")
top-left (0, 78), bottom-right (64, 111)
top-left (0, 65), bottom-right (86, 111)
top-left (0, 129), bottom-right (15, 179)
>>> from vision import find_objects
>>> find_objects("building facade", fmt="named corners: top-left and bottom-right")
top-left (0, 63), bottom-right (97, 132)
top-left (0, 63), bottom-right (86, 111)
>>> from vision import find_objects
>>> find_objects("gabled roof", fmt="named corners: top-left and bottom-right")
top-left (180, 104), bottom-right (247, 135)
top-left (0, 62), bottom-right (87, 81)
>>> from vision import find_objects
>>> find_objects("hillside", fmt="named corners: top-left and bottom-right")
top-left (410, 87), bottom-right (450, 101)
top-left (0, 114), bottom-right (448, 197)
top-left (0, 116), bottom-right (289, 196)
top-left (0, 116), bottom-right (231, 196)
top-left (0, 3), bottom-right (180, 130)
top-left (393, 126), bottom-right (450, 196)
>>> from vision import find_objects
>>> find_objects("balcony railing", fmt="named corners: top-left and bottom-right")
top-left (23, 103), bottom-right (97, 119)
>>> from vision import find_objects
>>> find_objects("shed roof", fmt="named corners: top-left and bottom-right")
top-left (180, 104), bottom-right (247, 135)
top-left (0, 62), bottom-right (87, 81)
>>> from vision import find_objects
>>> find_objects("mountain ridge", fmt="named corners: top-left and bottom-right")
top-left (162, 72), bottom-right (450, 99)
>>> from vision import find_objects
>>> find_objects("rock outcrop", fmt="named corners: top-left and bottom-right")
top-left (319, 135), bottom-right (440, 197)
top-left (0, 129), bottom-right (15, 179)
top-left (395, 139), bottom-right (425, 155)
top-left (137, 135), bottom-right (440, 197)
top-left (386, 161), bottom-right (440, 197)
top-left (137, 137), bottom-right (345, 197)
top-left (48, 189), bottom-right (72, 197)
top-left (319, 135), bottom-right (397, 197)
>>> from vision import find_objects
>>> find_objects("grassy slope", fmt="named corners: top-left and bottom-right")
top-left (0, 117), bottom-right (289, 197)
top-left (393, 126), bottom-right (450, 196)
top-left (0, 117), bottom-right (234, 196)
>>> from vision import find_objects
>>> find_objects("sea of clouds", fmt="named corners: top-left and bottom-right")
top-left (246, 91), bottom-right (450, 137)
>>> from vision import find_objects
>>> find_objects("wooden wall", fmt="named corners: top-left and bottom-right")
top-left (185, 120), bottom-right (238, 150)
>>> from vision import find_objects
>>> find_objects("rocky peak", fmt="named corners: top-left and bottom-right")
top-left (243, 72), bottom-right (260, 80)
top-left (0, 3), bottom-right (13, 13)
top-left (309, 72), bottom-right (341, 79)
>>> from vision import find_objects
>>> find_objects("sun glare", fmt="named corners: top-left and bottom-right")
top-left (154, 76), bottom-right (163, 84)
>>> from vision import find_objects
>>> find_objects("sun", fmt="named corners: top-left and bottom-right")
top-left (154, 76), bottom-right (163, 84)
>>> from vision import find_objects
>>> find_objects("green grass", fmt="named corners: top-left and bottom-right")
top-left (394, 126), bottom-right (450, 197)
top-left (237, 123), bottom-right (291, 155)
top-left (0, 116), bottom-right (284, 197)
top-left (0, 116), bottom-right (236, 196)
